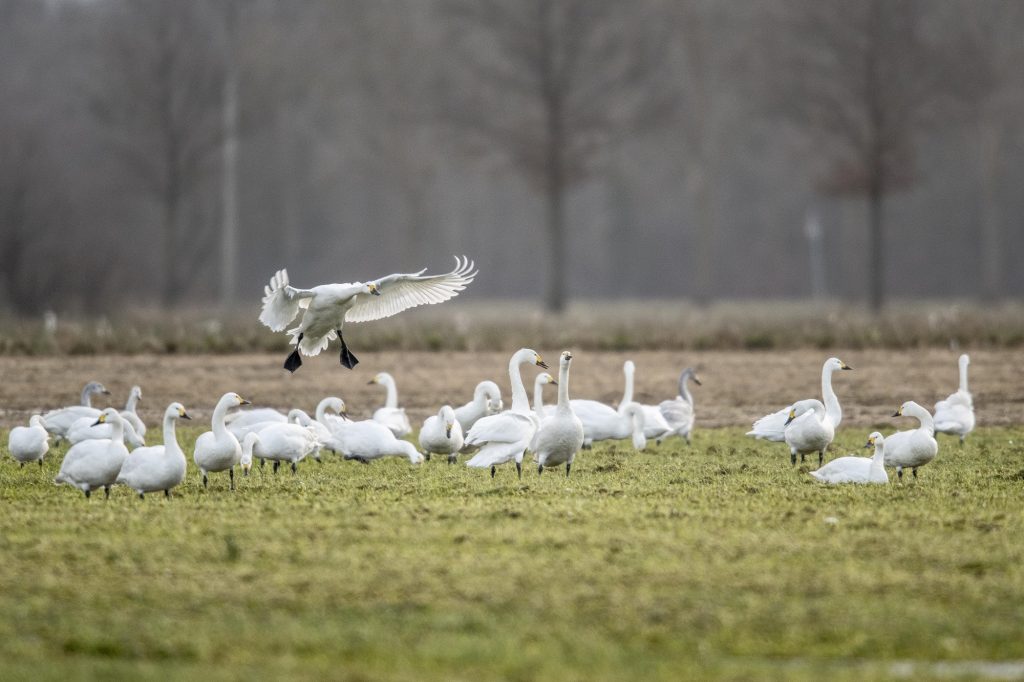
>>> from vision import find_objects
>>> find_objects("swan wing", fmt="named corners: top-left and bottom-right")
top-left (746, 406), bottom-right (792, 442)
top-left (344, 256), bottom-right (477, 323)
top-left (259, 269), bottom-right (316, 331)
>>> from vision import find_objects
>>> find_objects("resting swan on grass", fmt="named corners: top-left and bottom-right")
top-left (115, 403), bottom-right (190, 498)
top-left (809, 432), bottom-right (888, 485)
top-left (259, 256), bottom-right (476, 372)
top-left (933, 353), bottom-right (975, 443)
top-left (42, 381), bottom-right (111, 440)
top-left (322, 420), bottom-right (423, 465)
top-left (368, 372), bottom-right (412, 437)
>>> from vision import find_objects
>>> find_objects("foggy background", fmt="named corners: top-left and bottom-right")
top-left (2, 0), bottom-right (1022, 316)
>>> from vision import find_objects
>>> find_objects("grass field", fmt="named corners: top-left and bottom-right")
top-left (1, 423), bottom-right (1022, 681)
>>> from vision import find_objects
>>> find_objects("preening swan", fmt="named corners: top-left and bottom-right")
top-left (419, 405), bottom-right (464, 464)
top-left (659, 368), bottom-right (701, 445)
top-left (466, 348), bottom-right (548, 478)
top-left (532, 372), bottom-right (557, 417)
top-left (8, 415), bottom-right (49, 467)
top-left (747, 357), bottom-right (851, 445)
top-left (115, 403), bottom-right (191, 498)
top-left (621, 361), bottom-right (672, 442)
top-left (453, 380), bottom-right (503, 432)
top-left (883, 401), bottom-right (938, 481)
top-left (120, 385), bottom-right (146, 438)
top-left (369, 372), bottom-right (412, 437)
top-left (54, 408), bottom-right (129, 499)
top-left (783, 398), bottom-right (834, 466)
top-left (193, 392), bottom-right (251, 490)
top-left (933, 353), bottom-right (975, 443)
top-left (809, 432), bottom-right (889, 485)
top-left (259, 255), bottom-right (477, 372)
top-left (241, 422), bottom-right (321, 474)
top-left (42, 381), bottom-right (111, 439)
top-left (322, 420), bottom-right (423, 464)
top-left (533, 351), bottom-right (584, 477)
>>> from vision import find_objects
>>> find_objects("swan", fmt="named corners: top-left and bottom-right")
top-left (41, 381), bottom-right (111, 439)
top-left (259, 255), bottom-right (477, 372)
top-left (419, 405), bottom-right (464, 464)
top-left (575, 401), bottom-right (647, 451)
top-left (533, 351), bottom-right (584, 476)
top-left (120, 385), bottom-right (146, 438)
top-left (454, 380), bottom-right (503, 433)
top-left (322, 420), bottom-right (423, 464)
top-left (532, 371), bottom-right (557, 417)
top-left (809, 432), bottom-right (889, 484)
top-left (8, 415), bottom-right (50, 467)
top-left (67, 414), bottom-right (146, 449)
top-left (466, 348), bottom-right (549, 478)
top-left (747, 357), bottom-right (852, 442)
top-left (782, 398), bottom-right (835, 466)
top-left (369, 372), bottom-right (412, 437)
top-left (242, 422), bottom-right (321, 474)
top-left (193, 392), bottom-right (251, 490)
top-left (115, 402), bottom-right (190, 498)
top-left (933, 353), bottom-right (975, 443)
top-left (658, 368), bottom-right (701, 445)
top-left (224, 407), bottom-right (287, 438)
top-left (621, 361), bottom-right (672, 442)
top-left (54, 408), bottom-right (129, 499)
top-left (883, 401), bottom-right (939, 481)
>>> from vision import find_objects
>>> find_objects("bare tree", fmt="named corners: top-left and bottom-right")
top-left (440, 0), bottom-right (670, 311)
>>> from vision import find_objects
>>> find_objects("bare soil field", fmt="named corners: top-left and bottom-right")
top-left (1, 348), bottom-right (1021, 430)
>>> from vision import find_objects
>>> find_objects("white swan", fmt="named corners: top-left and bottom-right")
top-left (883, 401), bottom-right (939, 481)
top-left (67, 414), bottom-right (146, 449)
top-left (8, 415), bottom-right (50, 467)
top-left (242, 422), bottom-right (321, 474)
top-left (532, 371), bottom-right (557, 417)
top-left (419, 405), bottom-right (464, 464)
top-left (369, 372), bottom-right (412, 437)
top-left (115, 402), bottom-right (190, 498)
top-left (782, 398), bottom-right (835, 466)
top-left (41, 381), bottom-right (111, 439)
top-left (453, 380), bottom-right (503, 432)
top-left (323, 420), bottom-right (423, 464)
top-left (465, 348), bottom-right (548, 478)
top-left (193, 392), bottom-right (251, 490)
top-left (809, 432), bottom-right (889, 484)
top-left (747, 357), bottom-right (852, 442)
top-left (659, 368), bottom-right (701, 445)
top-left (225, 407), bottom-right (287, 439)
top-left (621, 361), bottom-right (672, 442)
top-left (259, 255), bottom-right (477, 372)
top-left (933, 353), bottom-right (975, 443)
top-left (533, 351), bottom-right (584, 476)
top-left (574, 401), bottom-right (647, 451)
top-left (120, 385), bottom-right (146, 438)
top-left (54, 408), bottom-right (129, 499)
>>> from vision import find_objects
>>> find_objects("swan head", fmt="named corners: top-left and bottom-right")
top-left (864, 432), bottom-right (885, 449)
top-left (959, 354), bottom-right (970, 369)
top-left (92, 407), bottom-right (122, 427)
top-left (686, 369), bottom-right (703, 386)
top-left (536, 372), bottom-right (557, 387)
top-left (826, 357), bottom-right (852, 372)
top-left (560, 350), bottom-right (573, 368)
top-left (227, 393), bottom-right (251, 407)
top-left (624, 360), bottom-right (635, 375)
top-left (169, 402), bottom-right (191, 420)
top-left (85, 381), bottom-right (111, 396)
top-left (240, 433), bottom-right (258, 474)
top-left (785, 399), bottom-right (823, 425)
top-left (516, 348), bottom-right (548, 369)
top-left (438, 405), bottom-right (457, 437)
top-left (486, 397), bottom-right (503, 414)
top-left (892, 401), bottom-right (926, 419)
top-left (29, 415), bottom-right (47, 429)
top-left (367, 373), bottom-right (387, 386)
top-left (130, 386), bottom-right (143, 401)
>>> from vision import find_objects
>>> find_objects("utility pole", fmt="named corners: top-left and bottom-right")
top-left (220, 0), bottom-right (239, 306)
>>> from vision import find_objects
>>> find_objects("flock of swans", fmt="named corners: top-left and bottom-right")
top-left (2, 257), bottom-right (978, 499)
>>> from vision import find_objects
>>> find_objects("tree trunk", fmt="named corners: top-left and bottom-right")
top-left (220, 1), bottom-right (239, 307)
top-left (867, 178), bottom-right (885, 312)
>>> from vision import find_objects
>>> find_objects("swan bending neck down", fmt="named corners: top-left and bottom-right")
top-left (454, 381), bottom-right (502, 432)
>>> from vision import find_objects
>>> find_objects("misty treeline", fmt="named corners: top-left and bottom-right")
top-left (1, 0), bottom-right (1022, 316)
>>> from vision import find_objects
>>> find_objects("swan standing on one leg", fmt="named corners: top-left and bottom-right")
top-left (193, 392), bottom-right (251, 490)
top-left (453, 380), bottom-right (503, 432)
top-left (419, 405), bottom-right (464, 464)
top-left (933, 353), bottom-right (975, 443)
top-left (369, 372), bottom-right (412, 437)
top-left (659, 368), bottom-right (701, 445)
top-left (54, 408), bottom-right (129, 499)
top-left (533, 351), bottom-right (584, 477)
top-left (465, 348), bottom-right (549, 479)
top-left (783, 399), bottom-right (835, 466)
top-left (8, 415), bottom-right (50, 467)
top-left (120, 385), bottom-right (147, 439)
top-left (42, 381), bottom-right (111, 440)
top-left (883, 401), bottom-right (939, 482)
top-left (116, 403), bottom-right (191, 498)
top-left (259, 256), bottom-right (477, 372)
top-left (809, 432), bottom-right (889, 484)
top-left (621, 361), bottom-right (672, 442)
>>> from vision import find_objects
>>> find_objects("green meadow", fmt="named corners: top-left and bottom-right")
top-left (1, 426), bottom-right (1022, 681)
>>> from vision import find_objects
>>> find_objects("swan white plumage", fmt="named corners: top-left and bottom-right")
top-left (225, 407), bottom-right (287, 439)
top-left (322, 420), bottom-right (423, 464)
top-left (531, 371), bottom-right (557, 417)
top-left (782, 398), bottom-right (835, 466)
top-left (574, 401), bottom-right (647, 451)
top-left (54, 408), bottom-right (129, 499)
top-left (659, 368), bottom-right (701, 445)
top-left (369, 372), bottom-right (412, 437)
top-left (120, 385), bottom-right (146, 438)
top-left (621, 361), bottom-right (672, 442)
top-left (809, 432), bottom-right (889, 484)
top-left (453, 380), bottom-right (503, 432)
top-left (259, 255), bottom-right (477, 372)
top-left (933, 353), bottom-right (975, 443)
top-left (41, 381), bottom-right (111, 440)
top-left (883, 401), bottom-right (939, 481)
top-left (465, 348), bottom-right (549, 478)
top-left (242, 422), bottom-right (321, 474)
top-left (193, 392), bottom-right (251, 490)
top-left (8, 415), bottom-right (50, 467)
top-left (67, 413), bottom-right (146, 449)
top-left (419, 405), bottom-right (464, 464)
top-left (115, 402), bottom-right (191, 498)
top-left (533, 351), bottom-right (584, 476)
top-left (747, 357), bottom-right (851, 444)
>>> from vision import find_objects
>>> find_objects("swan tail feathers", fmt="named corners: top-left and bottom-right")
top-left (259, 269), bottom-right (304, 331)
top-left (287, 327), bottom-right (336, 357)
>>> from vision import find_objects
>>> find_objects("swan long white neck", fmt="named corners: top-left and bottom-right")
top-left (473, 381), bottom-right (499, 408)
top-left (125, 390), bottom-right (140, 413)
top-left (621, 361), bottom-right (635, 406)
top-left (557, 360), bottom-right (571, 413)
top-left (81, 385), bottom-right (99, 407)
top-left (107, 413), bottom-right (125, 443)
top-left (379, 375), bottom-right (398, 409)
top-left (533, 377), bottom-right (551, 413)
top-left (906, 403), bottom-right (935, 435)
top-left (509, 351), bottom-right (532, 414)
top-left (679, 370), bottom-right (694, 407)
top-left (316, 398), bottom-right (340, 422)
top-left (821, 363), bottom-right (841, 427)
top-left (959, 355), bottom-right (969, 393)
top-left (162, 410), bottom-right (181, 456)
top-left (212, 396), bottom-right (234, 440)
top-left (871, 440), bottom-right (886, 466)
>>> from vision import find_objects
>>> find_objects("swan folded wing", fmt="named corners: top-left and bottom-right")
top-left (659, 399), bottom-right (692, 428)
top-left (259, 269), bottom-right (315, 332)
top-left (464, 411), bottom-right (535, 448)
top-left (345, 255), bottom-right (477, 323)
top-left (746, 406), bottom-right (792, 441)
